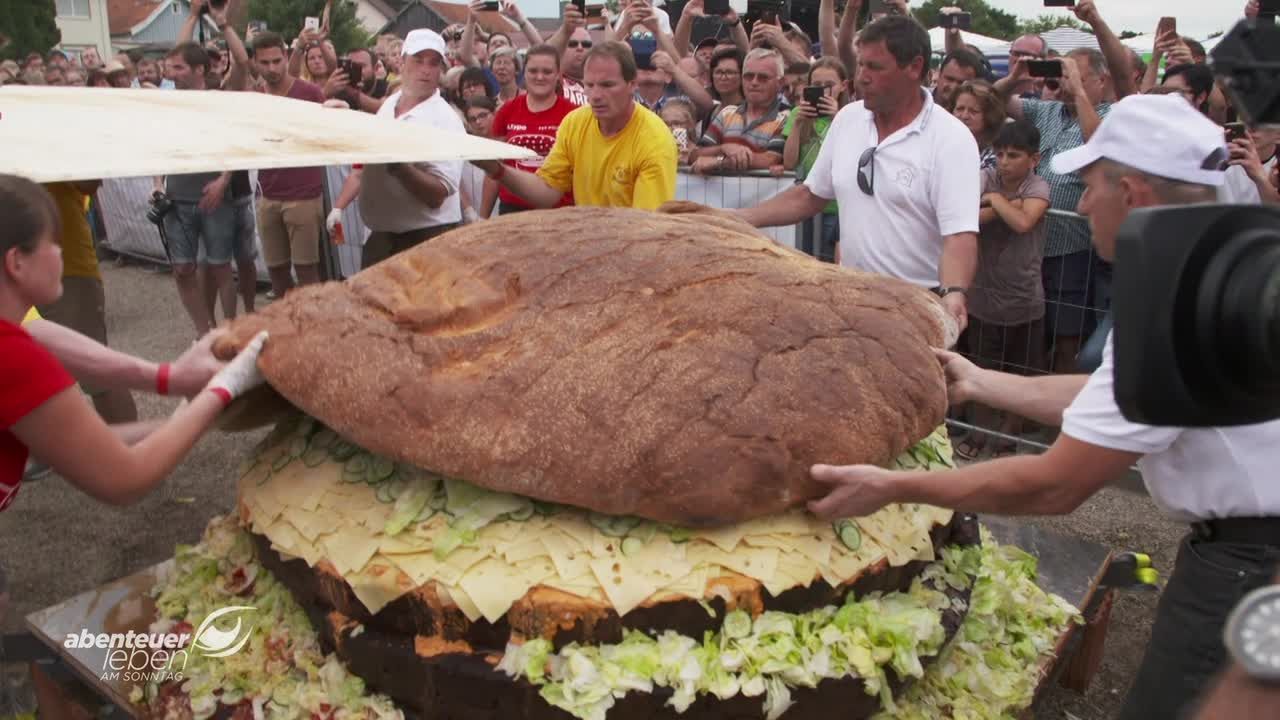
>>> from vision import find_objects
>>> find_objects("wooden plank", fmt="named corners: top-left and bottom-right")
top-left (23, 560), bottom-right (174, 718)
top-left (0, 87), bottom-right (535, 183)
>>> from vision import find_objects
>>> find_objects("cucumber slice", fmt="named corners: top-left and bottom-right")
top-left (669, 527), bottom-right (693, 544)
top-left (295, 416), bottom-right (316, 438)
top-left (342, 454), bottom-right (371, 483)
top-left (301, 447), bottom-right (328, 468)
top-left (375, 482), bottom-right (396, 503)
top-left (288, 436), bottom-right (308, 459)
top-left (621, 537), bottom-right (644, 556)
top-left (310, 428), bottom-right (337, 451)
top-left (532, 500), bottom-right (561, 516)
top-left (588, 512), bottom-right (641, 538)
top-left (271, 453), bottom-right (292, 472)
top-left (413, 504), bottom-right (436, 522)
top-left (723, 609), bottom-right (751, 639)
top-left (329, 440), bottom-right (358, 461)
top-left (628, 522), bottom-right (658, 543)
top-left (834, 520), bottom-right (862, 551)
top-left (505, 502), bottom-right (535, 522)
top-left (386, 483), bottom-right (434, 536)
top-left (371, 456), bottom-right (396, 481)
top-left (428, 490), bottom-right (448, 511)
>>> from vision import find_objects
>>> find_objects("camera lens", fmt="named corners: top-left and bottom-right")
top-left (1197, 221), bottom-right (1280, 403)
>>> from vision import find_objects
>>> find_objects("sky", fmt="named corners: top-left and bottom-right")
top-left (507, 0), bottom-right (1249, 40)
top-left (983, 0), bottom-right (1247, 40)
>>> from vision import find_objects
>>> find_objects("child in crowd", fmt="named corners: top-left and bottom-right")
top-left (958, 119), bottom-right (1051, 460)
top-left (782, 57), bottom-right (848, 263)
top-left (660, 98), bottom-right (699, 165)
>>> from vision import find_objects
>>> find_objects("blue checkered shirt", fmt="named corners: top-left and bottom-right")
top-left (1021, 98), bottom-right (1113, 257)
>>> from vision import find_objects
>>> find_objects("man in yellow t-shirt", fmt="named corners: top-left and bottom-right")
top-left (472, 41), bottom-right (677, 211)
top-left (38, 182), bottom-right (138, 424)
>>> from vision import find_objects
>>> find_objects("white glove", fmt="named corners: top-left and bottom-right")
top-left (205, 331), bottom-right (268, 404)
top-left (326, 208), bottom-right (344, 233)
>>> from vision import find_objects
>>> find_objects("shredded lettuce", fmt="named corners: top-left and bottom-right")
top-left (145, 516), bottom-right (404, 720)
top-left (496, 529), bottom-right (1080, 720)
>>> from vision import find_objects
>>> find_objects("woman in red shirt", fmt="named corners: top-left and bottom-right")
top-left (0, 175), bottom-right (268, 511)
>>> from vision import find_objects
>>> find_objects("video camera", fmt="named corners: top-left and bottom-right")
top-left (1113, 19), bottom-right (1280, 427)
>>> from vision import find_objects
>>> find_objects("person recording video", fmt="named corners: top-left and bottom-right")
top-left (805, 93), bottom-right (1280, 720)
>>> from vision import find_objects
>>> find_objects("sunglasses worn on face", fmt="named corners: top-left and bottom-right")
top-left (713, 68), bottom-right (740, 77)
top-left (568, 40), bottom-right (593, 48)
top-left (857, 146), bottom-right (875, 196)
top-left (742, 72), bottom-right (774, 83)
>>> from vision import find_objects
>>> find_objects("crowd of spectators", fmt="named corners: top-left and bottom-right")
top-left (6, 0), bottom-right (1279, 445)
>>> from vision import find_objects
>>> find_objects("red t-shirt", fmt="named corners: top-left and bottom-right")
top-left (257, 78), bottom-right (327, 201)
top-left (0, 318), bottom-right (75, 511)
top-left (492, 94), bottom-right (579, 209)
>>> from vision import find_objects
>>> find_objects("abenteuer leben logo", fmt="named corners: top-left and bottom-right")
top-left (64, 605), bottom-right (257, 683)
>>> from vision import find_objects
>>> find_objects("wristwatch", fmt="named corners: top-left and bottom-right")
top-left (1224, 585), bottom-right (1280, 682)
top-left (932, 286), bottom-right (967, 298)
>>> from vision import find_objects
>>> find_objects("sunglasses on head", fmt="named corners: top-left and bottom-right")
top-left (568, 39), bottom-right (593, 48)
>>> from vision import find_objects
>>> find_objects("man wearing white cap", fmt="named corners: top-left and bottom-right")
top-left (805, 93), bottom-right (1280, 720)
top-left (327, 29), bottom-right (464, 268)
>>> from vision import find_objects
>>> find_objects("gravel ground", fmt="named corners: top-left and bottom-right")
top-left (0, 261), bottom-right (1187, 718)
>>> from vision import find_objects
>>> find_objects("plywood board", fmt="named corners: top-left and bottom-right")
top-left (0, 87), bottom-right (536, 183)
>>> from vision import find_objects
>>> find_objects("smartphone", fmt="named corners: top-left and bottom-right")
top-left (585, 3), bottom-right (605, 16)
top-left (304, 16), bottom-right (320, 31)
top-left (630, 35), bottom-right (657, 70)
top-left (1027, 59), bottom-right (1063, 78)
top-left (339, 58), bottom-right (362, 86)
top-left (803, 85), bottom-right (825, 106)
top-left (704, 0), bottom-right (730, 15)
top-left (1043, 0), bottom-right (1075, 6)
top-left (482, 0), bottom-right (501, 9)
top-left (941, 12), bottom-right (971, 30)
top-left (1260, 0), bottom-right (1279, 18)
top-left (1225, 122), bottom-right (1248, 142)
top-left (1156, 16), bottom-right (1176, 38)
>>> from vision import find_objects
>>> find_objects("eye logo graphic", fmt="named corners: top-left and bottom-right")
top-left (192, 606), bottom-right (257, 658)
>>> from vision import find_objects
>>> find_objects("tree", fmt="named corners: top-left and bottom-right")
top-left (244, 0), bottom-right (371, 53)
top-left (1018, 13), bottom-right (1087, 36)
top-left (0, 0), bottom-right (61, 61)
top-left (914, 0), bottom-right (1021, 40)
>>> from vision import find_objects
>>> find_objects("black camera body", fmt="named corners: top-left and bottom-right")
top-left (146, 192), bottom-right (174, 227)
top-left (1114, 205), bottom-right (1280, 427)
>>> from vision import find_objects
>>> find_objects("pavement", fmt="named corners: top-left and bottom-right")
top-left (0, 260), bottom-right (1189, 719)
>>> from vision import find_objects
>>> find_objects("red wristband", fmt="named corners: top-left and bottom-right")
top-left (208, 387), bottom-right (232, 406)
top-left (156, 363), bottom-right (171, 396)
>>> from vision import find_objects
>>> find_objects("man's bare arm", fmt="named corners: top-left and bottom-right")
top-left (473, 161), bottom-right (565, 209)
top-left (937, 348), bottom-right (1089, 426)
top-left (738, 184), bottom-right (829, 228)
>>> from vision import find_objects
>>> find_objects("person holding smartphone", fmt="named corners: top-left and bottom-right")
top-left (781, 57), bottom-right (847, 263)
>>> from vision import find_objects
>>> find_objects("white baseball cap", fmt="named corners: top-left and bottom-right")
top-left (1051, 94), bottom-right (1228, 187)
top-left (402, 29), bottom-right (447, 59)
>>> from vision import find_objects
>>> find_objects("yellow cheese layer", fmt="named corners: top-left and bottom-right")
top-left (239, 421), bottom-right (955, 623)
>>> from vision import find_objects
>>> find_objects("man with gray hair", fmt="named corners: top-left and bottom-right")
top-left (993, 0), bottom-right (1133, 374)
top-left (687, 47), bottom-right (788, 174)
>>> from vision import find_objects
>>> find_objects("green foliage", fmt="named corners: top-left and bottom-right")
top-left (913, 0), bottom-right (1021, 41)
top-left (1018, 13), bottom-right (1088, 36)
top-left (0, 0), bottom-right (62, 61)
top-left (243, 0), bottom-right (371, 53)
top-left (1118, 30), bottom-right (1140, 40)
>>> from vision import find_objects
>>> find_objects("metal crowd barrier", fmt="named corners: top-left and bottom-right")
top-left (949, 207), bottom-right (1117, 463)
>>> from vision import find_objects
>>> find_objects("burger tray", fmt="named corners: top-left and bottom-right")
top-left (23, 520), bottom-right (1115, 718)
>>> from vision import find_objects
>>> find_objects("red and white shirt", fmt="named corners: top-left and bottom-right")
top-left (492, 93), bottom-right (579, 209)
top-left (1, 318), bottom-right (75, 511)
top-left (561, 78), bottom-right (589, 108)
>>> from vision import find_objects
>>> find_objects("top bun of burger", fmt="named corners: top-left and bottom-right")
top-left (215, 206), bottom-right (952, 527)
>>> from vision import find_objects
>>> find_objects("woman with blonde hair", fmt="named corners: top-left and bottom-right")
top-left (951, 80), bottom-right (1007, 169)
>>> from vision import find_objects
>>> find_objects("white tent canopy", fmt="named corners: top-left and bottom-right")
top-left (1041, 27), bottom-right (1100, 54)
top-left (0, 87), bottom-right (534, 184)
top-left (928, 27), bottom-right (1010, 55)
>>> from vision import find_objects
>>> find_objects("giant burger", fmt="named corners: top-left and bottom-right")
top-left (198, 206), bottom-right (978, 720)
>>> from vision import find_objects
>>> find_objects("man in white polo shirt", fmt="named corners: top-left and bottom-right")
top-left (803, 94), bottom-right (1280, 720)
top-left (713, 14), bottom-right (979, 331)
top-left (327, 28), bottom-right (463, 268)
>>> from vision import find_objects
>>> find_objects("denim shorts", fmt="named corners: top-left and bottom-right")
top-left (163, 201), bottom-right (237, 265)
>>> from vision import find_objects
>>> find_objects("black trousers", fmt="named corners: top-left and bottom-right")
top-left (1119, 533), bottom-right (1280, 720)
top-left (361, 223), bottom-right (459, 270)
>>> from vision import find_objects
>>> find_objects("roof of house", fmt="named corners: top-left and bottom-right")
top-left (360, 0), bottom-right (400, 21)
top-left (108, 0), bottom-right (170, 35)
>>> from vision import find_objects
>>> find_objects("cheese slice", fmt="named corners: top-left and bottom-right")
top-left (588, 556), bottom-right (661, 616)
top-left (691, 525), bottom-right (745, 553)
top-left (285, 506), bottom-right (339, 543)
top-left (459, 557), bottom-right (537, 624)
top-left (540, 531), bottom-right (592, 581)
top-left (322, 531), bottom-right (381, 575)
top-left (687, 544), bottom-right (779, 583)
top-left (348, 562), bottom-right (413, 615)
top-left (445, 583), bottom-right (484, 623)
top-left (387, 552), bottom-right (443, 586)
